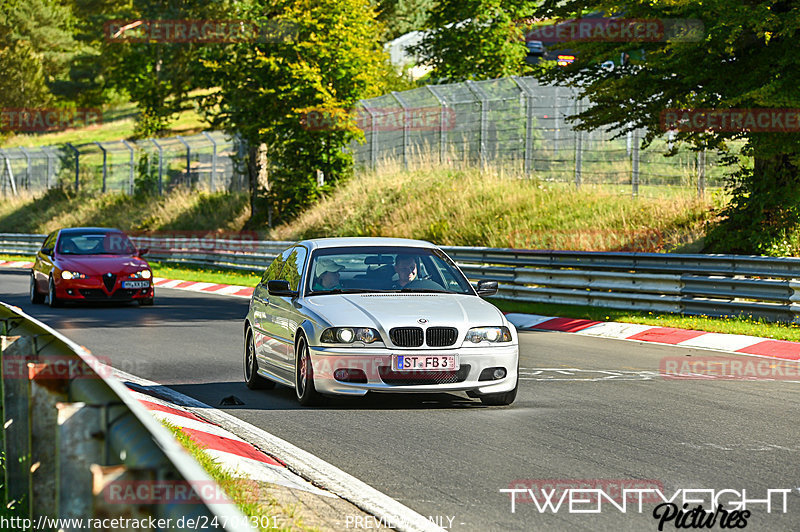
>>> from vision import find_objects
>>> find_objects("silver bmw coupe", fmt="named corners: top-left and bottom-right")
top-left (243, 238), bottom-right (519, 406)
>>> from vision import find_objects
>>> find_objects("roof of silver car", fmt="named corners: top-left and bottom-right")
top-left (301, 237), bottom-right (438, 250)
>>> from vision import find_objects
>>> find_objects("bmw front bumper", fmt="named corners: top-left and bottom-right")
top-left (308, 344), bottom-right (519, 396)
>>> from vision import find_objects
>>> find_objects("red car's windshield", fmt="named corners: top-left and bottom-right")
top-left (57, 232), bottom-right (137, 255)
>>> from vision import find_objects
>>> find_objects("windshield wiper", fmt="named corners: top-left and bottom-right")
top-left (399, 287), bottom-right (450, 293)
top-left (307, 288), bottom-right (378, 295)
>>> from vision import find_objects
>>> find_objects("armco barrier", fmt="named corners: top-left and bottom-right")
top-left (2, 234), bottom-right (800, 322)
top-left (0, 302), bottom-right (250, 530)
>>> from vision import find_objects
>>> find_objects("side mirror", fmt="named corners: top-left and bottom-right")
top-left (476, 280), bottom-right (498, 296)
top-left (267, 280), bottom-right (298, 297)
top-left (137, 247), bottom-right (149, 256)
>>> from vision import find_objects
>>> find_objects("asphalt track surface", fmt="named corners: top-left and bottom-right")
top-left (3, 268), bottom-right (800, 531)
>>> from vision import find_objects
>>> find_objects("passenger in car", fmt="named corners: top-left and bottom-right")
top-left (313, 258), bottom-right (345, 291)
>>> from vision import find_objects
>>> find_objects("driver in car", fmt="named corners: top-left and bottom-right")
top-left (392, 255), bottom-right (443, 290)
top-left (313, 258), bottom-right (344, 291)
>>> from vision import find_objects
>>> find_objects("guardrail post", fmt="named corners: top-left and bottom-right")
top-left (202, 132), bottom-right (218, 191)
top-left (94, 142), bottom-right (108, 193)
top-left (57, 402), bottom-right (103, 525)
top-left (121, 140), bottom-right (135, 195)
top-left (29, 360), bottom-right (69, 521)
top-left (391, 92), bottom-right (410, 169)
top-left (66, 143), bottom-right (80, 192)
top-left (697, 149), bottom-right (706, 197)
top-left (2, 336), bottom-right (34, 518)
top-left (631, 129), bottom-right (640, 197)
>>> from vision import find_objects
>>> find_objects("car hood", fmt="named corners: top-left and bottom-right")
top-left (304, 293), bottom-right (505, 331)
top-left (56, 255), bottom-right (149, 276)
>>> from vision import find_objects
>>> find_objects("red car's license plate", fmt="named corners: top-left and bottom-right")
top-left (122, 281), bottom-right (150, 289)
top-left (392, 355), bottom-right (459, 371)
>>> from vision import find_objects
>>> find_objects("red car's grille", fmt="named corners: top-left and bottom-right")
top-left (102, 273), bottom-right (117, 292)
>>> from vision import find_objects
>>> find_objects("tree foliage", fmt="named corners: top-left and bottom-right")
top-left (409, 0), bottom-right (535, 81)
top-left (202, 0), bottom-right (390, 224)
top-left (529, 0), bottom-right (800, 255)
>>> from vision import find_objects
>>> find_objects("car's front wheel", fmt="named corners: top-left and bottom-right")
top-left (30, 274), bottom-right (45, 304)
top-left (295, 335), bottom-right (321, 406)
top-left (138, 298), bottom-right (154, 306)
top-left (479, 377), bottom-right (518, 406)
top-left (48, 276), bottom-right (62, 308)
top-left (244, 329), bottom-right (275, 390)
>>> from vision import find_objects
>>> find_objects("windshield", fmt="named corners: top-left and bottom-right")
top-left (305, 246), bottom-right (474, 296)
top-left (57, 232), bottom-right (137, 256)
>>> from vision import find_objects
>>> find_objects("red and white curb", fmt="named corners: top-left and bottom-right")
top-left (153, 278), bottom-right (254, 299)
top-left (0, 260), bottom-right (34, 268)
top-left (123, 384), bottom-right (333, 497)
top-left (506, 313), bottom-right (800, 361)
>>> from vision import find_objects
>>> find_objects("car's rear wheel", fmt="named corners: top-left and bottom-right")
top-left (30, 274), bottom-right (45, 304)
top-left (295, 335), bottom-right (321, 406)
top-left (479, 377), bottom-right (518, 406)
top-left (244, 329), bottom-right (275, 390)
top-left (48, 276), bottom-right (62, 308)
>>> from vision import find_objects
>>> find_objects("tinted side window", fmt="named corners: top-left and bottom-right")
top-left (260, 247), bottom-right (293, 284)
top-left (280, 247), bottom-right (308, 292)
top-left (41, 232), bottom-right (57, 254)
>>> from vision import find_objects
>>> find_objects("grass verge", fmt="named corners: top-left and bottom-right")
top-left (162, 421), bottom-right (314, 532)
top-left (490, 299), bottom-right (800, 342)
top-left (148, 261), bottom-right (260, 286)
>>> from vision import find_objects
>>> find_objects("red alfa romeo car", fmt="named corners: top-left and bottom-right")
top-left (30, 227), bottom-right (154, 307)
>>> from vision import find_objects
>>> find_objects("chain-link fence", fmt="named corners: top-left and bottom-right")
top-left (352, 76), bottom-right (738, 195)
top-left (2, 76), bottom-right (741, 198)
top-left (1, 131), bottom-right (246, 196)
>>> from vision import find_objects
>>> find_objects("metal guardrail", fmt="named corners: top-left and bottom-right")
top-left (2, 233), bottom-right (800, 322)
top-left (0, 302), bottom-right (250, 530)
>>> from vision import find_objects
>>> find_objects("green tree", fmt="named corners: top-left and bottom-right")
top-left (409, 0), bottom-right (535, 81)
top-left (530, 0), bottom-right (800, 255)
top-left (375, 0), bottom-right (433, 42)
top-left (202, 0), bottom-right (389, 225)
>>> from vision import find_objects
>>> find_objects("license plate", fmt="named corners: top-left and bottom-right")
top-left (392, 354), bottom-right (459, 371)
top-left (122, 281), bottom-right (150, 289)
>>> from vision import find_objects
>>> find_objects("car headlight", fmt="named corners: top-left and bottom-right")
top-left (464, 326), bottom-right (512, 344)
top-left (321, 327), bottom-right (382, 344)
top-left (60, 271), bottom-right (87, 280)
top-left (130, 270), bottom-right (152, 279)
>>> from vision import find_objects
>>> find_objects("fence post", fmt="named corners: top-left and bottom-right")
top-left (202, 131), bottom-right (218, 190)
top-left (390, 92), bottom-right (410, 169)
top-left (66, 143), bottom-right (79, 192)
top-left (631, 129), bottom-right (640, 197)
top-left (465, 80), bottom-right (489, 170)
top-left (360, 104), bottom-right (378, 170)
top-left (697, 149), bottom-right (706, 197)
top-left (553, 86), bottom-right (561, 155)
top-left (427, 86), bottom-right (448, 165)
top-left (43, 147), bottom-right (55, 189)
top-left (574, 99), bottom-right (584, 189)
top-left (19, 147), bottom-right (31, 191)
top-left (94, 142), bottom-right (107, 193)
top-left (150, 139), bottom-right (163, 195)
top-left (177, 136), bottom-right (192, 186)
top-left (511, 76), bottom-right (535, 178)
top-left (121, 140), bottom-right (134, 195)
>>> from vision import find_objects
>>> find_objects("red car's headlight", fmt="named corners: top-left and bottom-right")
top-left (60, 271), bottom-right (87, 280)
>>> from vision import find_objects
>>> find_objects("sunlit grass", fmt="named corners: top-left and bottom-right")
top-left (162, 421), bottom-right (314, 532)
